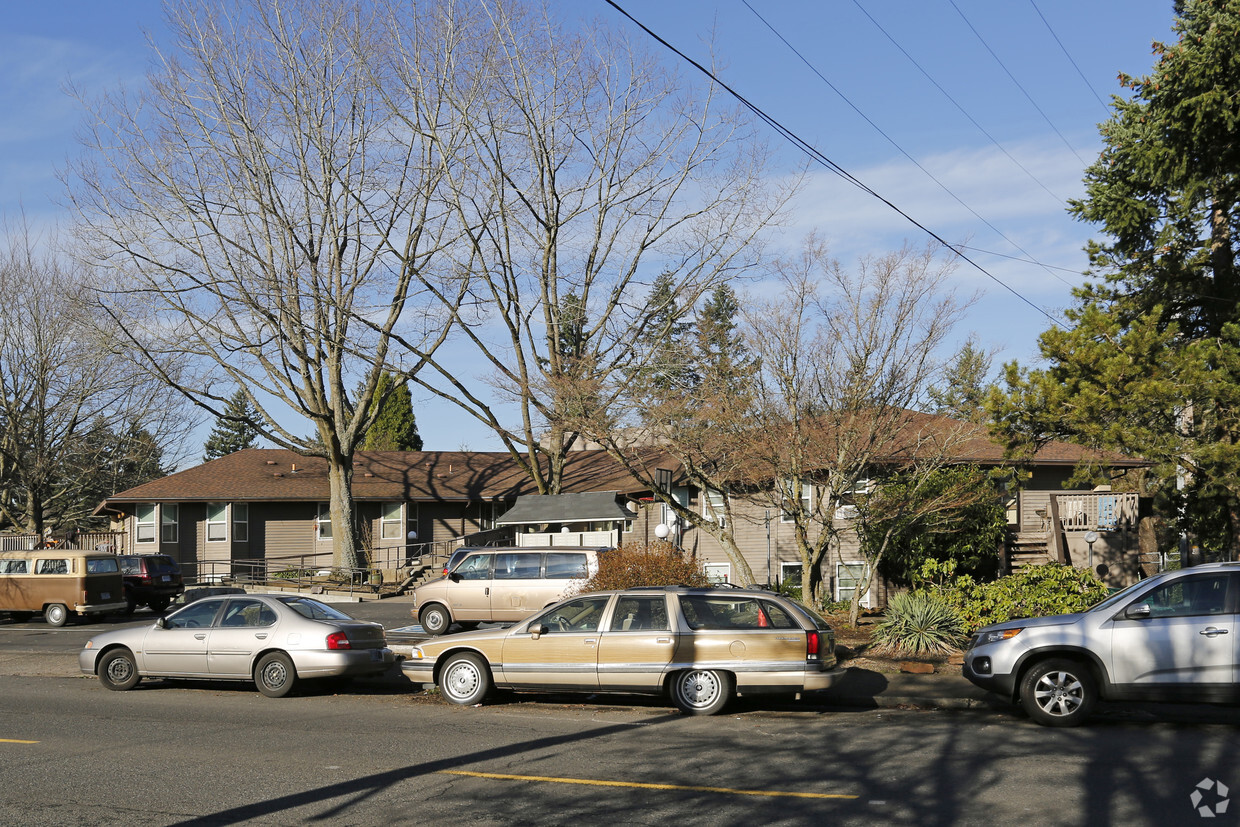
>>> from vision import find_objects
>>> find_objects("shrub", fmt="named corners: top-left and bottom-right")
top-left (942, 563), bottom-right (1110, 634)
top-left (573, 540), bottom-right (711, 593)
top-left (870, 590), bottom-right (966, 657)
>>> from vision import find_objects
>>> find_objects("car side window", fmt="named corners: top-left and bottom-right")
top-left (36, 559), bottom-right (69, 575)
top-left (609, 596), bottom-right (670, 632)
top-left (1142, 574), bottom-right (1231, 618)
top-left (544, 553), bottom-right (587, 579)
top-left (220, 599), bottom-right (277, 628)
top-left (165, 600), bottom-right (222, 629)
top-left (1, 560), bottom-right (28, 574)
top-left (494, 553), bottom-right (541, 580)
top-left (455, 554), bottom-right (493, 581)
top-left (538, 596), bottom-right (610, 633)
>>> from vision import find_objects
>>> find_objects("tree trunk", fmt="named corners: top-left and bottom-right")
top-left (717, 532), bottom-right (758, 586)
top-left (326, 455), bottom-right (359, 571)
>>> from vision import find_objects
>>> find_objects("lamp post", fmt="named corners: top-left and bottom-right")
top-left (1084, 530), bottom-right (1099, 570)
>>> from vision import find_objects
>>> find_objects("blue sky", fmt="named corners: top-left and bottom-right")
top-left (0, 1), bottom-right (1177, 454)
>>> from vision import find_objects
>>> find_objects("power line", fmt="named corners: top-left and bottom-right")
top-left (602, 0), bottom-right (1065, 329)
top-left (1030, 0), bottom-right (1113, 117)
top-left (948, 0), bottom-right (1089, 166)
top-left (740, 0), bottom-right (1077, 290)
top-left (849, 0), bottom-right (1066, 207)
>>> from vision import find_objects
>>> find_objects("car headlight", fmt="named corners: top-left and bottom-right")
top-left (974, 628), bottom-right (1023, 646)
top-left (410, 647), bottom-right (424, 660)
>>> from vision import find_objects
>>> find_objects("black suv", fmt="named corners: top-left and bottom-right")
top-left (118, 554), bottom-right (184, 613)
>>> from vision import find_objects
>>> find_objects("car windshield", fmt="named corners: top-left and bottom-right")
top-left (279, 596), bottom-right (356, 621)
top-left (1087, 578), bottom-right (1152, 614)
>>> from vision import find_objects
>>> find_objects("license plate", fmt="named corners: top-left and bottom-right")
top-left (161, 575), bottom-right (170, 582)
top-left (101, 592), bottom-right (111, 599)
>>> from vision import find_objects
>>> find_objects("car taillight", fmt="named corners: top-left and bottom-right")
top-left (326, 632), bottom-right (352, 650)
top-left (806, 630), bottom-right (820, 659)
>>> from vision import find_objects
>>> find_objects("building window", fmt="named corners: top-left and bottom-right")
top-left (704, 562), bottom-right (730, 584)
top-left (206, 503), bottom-right (228, 542)
top-left (703, 488), bottom-right (727, 528)
top-left (232, 503), bottom-right (249, 542)
top-left (380, 502), bottom-right (403, 540)
top-left (136, 503), bottom-right (157, 544)
top-left (780, 479), bottom-right (812, 523)
top-left (161, 504), bottom-right (179, 544)
top-left (780, 562), bottom-right (802, 587)
top-left (317, 503), bottom-right (332, 540)
top-left (836, 562), bottom-right (872, 609)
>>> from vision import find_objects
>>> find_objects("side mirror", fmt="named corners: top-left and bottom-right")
top-left (448, 572), bottom-right (461, 583)
top-left (528, 622), bottom-right (545, 639)
top-left (1124, 603), bottom-right (1152, 620)
top-left (155, 617), bottom-right (168, 629)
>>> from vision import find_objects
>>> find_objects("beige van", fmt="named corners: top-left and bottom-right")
top-left (411, 547), bottom-right (606, 635)
top-left (0, 550), bottom-right (128, 626)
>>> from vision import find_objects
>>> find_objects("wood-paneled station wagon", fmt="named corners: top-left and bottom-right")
top-left (402, 586), bottom-right (844, 715)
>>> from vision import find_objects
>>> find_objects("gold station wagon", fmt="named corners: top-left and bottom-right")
top-left (402, 586), bottom-right (844, 715)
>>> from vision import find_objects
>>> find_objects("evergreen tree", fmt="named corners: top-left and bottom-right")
top-left (360, 373), bottom-right (423, 451)
top-left (990, 0), bottom-right (1240, 558)
top-left (928, 339), bottom-right (992, 423)
top-left (695, 283), bottom-right (757, 392)
top-left (203, 391), bottom-right (261, 461)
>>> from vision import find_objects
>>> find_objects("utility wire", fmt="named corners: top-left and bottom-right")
top-left (850, 0), bottom-right (1066, 207)
top-left (741, 0), bottom-right (1076, 289)
top-left (602, 0), bottom-right (1065, 329)
top-left (948, 0), bottom-right (1089, 166)
top-left (1030, 0), bottom-right (1113, 117)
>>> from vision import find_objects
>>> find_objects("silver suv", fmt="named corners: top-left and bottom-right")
top-left (963, 562), bottom-right (1239, 726)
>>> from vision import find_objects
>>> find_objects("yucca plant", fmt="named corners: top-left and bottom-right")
top-left (870, 590), bottom-right (966, 658)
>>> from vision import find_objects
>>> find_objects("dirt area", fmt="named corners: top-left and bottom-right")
top-left (822, 611), bottom-right (963, 675)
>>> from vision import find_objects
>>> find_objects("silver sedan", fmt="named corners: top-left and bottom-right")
top-left (79, 593), bottom-right (395, 697)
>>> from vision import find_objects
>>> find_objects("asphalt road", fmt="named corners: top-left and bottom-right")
top-left (1, 673), bottom-right (1238, 826)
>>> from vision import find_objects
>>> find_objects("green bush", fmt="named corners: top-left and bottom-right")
top-left (870, 590), bottom-right (966, 657)
top-left (573, 541), bottom-right (710, 593)
top-left (942, 563), bottom-right (1110, 634)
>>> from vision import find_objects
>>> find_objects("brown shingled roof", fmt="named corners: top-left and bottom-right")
top-left (98, 417), bottom-right (1144, 511)
top-left (99, 448), bottom-right (646, 507)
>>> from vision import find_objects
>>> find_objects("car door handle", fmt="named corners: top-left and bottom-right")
top-left (584, 638), bottom-right (597, 646)
top-left (656, 638), bottom-right (673, 644)
top-left (254, 633), bottom-right (268, 640)
top-left (1199, 627), bottom-right (1229, 637)
top-left (194, 633), bottom-right (206, 640)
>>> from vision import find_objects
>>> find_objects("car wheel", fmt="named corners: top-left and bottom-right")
top-left (439, 652), bottom-right (490, 705)
top-left (44, 603), bottom-right (69, 627)
top-left (670, 669), bottom-right (733, 716)
top-left (420, 604), bottom-right (451, 636)
top-left (123, 592), bottom-right (137, 615)
top-left (1020, 658), bottom-right (1097, 727)
top-left (255, 652), bottom-right (297, 698)
top-left (148, 598), bottom-right (171, 614)
top-left (98, 649), bottom-right (142, 691)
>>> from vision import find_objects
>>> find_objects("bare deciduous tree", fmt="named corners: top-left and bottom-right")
top-left (410, 1), bottom-right (791, 494)
top-left (67, 0), bottom-right (472, 567)
top-left (0, 221), bottom-right (191, 535)
top-left (580, 236), bottom-right (976, 602)
top-left (742, 239), bottom-right (974, 621)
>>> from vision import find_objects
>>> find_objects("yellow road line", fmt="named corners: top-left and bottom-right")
top-left (439, 770), bottom-right (856, 800)
top-left (0, 739), bottom-right (38, 744)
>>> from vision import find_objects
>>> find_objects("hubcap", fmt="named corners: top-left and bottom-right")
top-left (1034, 671), bottom-right (1083, 716)
top-left (107, 658), bottom-right (132, 682)
top-left (264, 662), bottom-right (288, 688)
top-left (446, 662), bottom-right (479, 700)
top-left (681, 671), bottom-right (720, 707)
